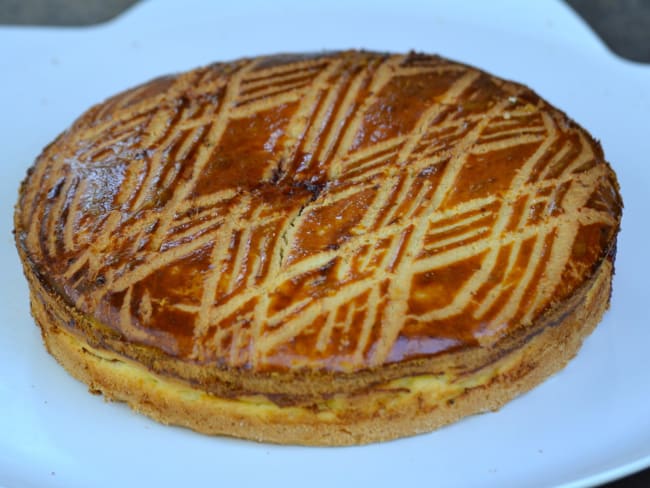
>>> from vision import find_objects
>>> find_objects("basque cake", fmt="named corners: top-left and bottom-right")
top-left (14, 50), bottom-right (622, 445)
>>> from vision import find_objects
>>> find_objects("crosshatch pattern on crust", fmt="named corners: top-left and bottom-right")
top-left (17, 51), bottom-right (621, 373)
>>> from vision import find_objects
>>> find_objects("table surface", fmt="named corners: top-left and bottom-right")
top-left (0, 1), bottom-right (648, 487)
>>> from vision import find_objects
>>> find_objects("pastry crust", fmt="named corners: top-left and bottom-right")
top-left (15, 50), bottom-right (622, 444)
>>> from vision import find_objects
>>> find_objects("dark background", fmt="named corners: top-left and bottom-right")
top-left (1, 0), bottom-right (648, 486)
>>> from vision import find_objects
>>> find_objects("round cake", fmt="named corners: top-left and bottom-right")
top-left (15, 50), bottom-right (622, 445)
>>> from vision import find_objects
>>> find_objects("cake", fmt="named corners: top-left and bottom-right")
top-left (14, 50), bottom-right (622, 445)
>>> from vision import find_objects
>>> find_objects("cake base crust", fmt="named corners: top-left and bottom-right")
top-left (32, 260), bottom-right (612, 445)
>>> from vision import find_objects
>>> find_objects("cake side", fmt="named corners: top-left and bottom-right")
top-left (26, 249), bottom-right (613, 445)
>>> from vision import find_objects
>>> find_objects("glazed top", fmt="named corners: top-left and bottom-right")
top-left (16, 51), bottom-right (621, 373)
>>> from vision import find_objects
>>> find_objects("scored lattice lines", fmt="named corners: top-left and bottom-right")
top-left (477, 125), bottom-right (603, 326)
top-left (348, 73), bottom-right (480, 241)
top-left (193, 194), bottom-right (253, 348)
top-left (147, 59), bottom-right (257, 252)
top-left (230, 57), bottom-right (336, 114)
top-left (257, 274), bottom-right (382, 356)
top-left (367, 92), bottom-right (530, 365)
top-left (196, 91), bottom-right (533, 355)
top-left (259, 58), bottom-right (347, 180)
top-left (46, 171), bottom-right (78, 257)
top-left (252, 70), bottom-right (502, 364)
top-left (37, 53), bottom-right (617, 371)
top-left (57, 73), bottom-right (229, 279)
top-left (95, 201), bottom-right (292, 301)
top-left (323, 55), bottom-right (403, 178)
top-left (79, 127), bottom-right (604, 356)
top-left (340, 139), bottom-right (406, 179)
top-left (519, 176), bottom-right (615, 324)
top-left (200, 57), bottom-right (404, 357)
top-left (426, 111), bottom-right (560, 322)
top-left (413, 181), bottom-right (613, 276)
top-left (61, 183), bottom-right (239, 289)
top-left (311, 58), bottom-right (398, 175)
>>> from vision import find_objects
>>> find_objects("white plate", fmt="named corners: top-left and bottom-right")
top-left (1, 1), bottom-right (649, 487)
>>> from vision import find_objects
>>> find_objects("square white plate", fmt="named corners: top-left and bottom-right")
top-left (1, 1), bottom-right (649, 487)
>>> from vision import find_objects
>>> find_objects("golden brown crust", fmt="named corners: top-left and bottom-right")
top-left (15, 50), bottom-right (622, 444)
